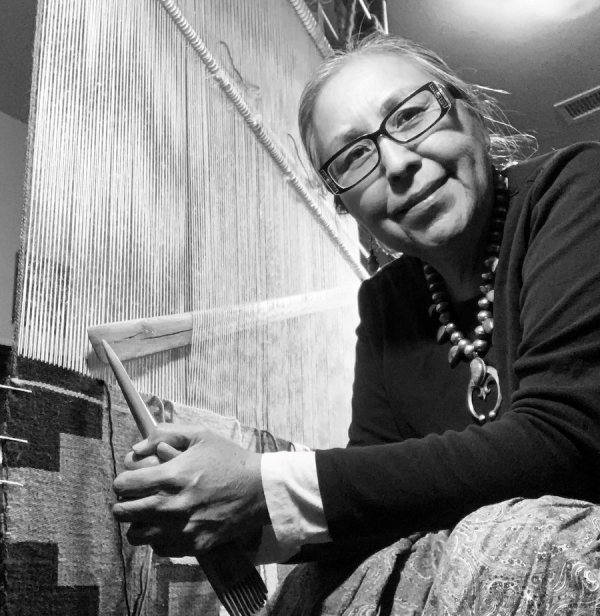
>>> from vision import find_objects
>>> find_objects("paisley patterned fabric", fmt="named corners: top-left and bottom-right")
top-left (262, 497), bottom-right (600, 615)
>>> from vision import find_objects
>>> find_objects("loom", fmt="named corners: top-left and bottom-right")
top-left (1, 0), bottom-right (374, 613)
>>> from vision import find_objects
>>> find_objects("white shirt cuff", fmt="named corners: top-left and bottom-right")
top-left (258, 451), bottom-right (331, 560)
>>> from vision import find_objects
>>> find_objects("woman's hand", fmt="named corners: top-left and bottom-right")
top-left (112, 423), bottom-right (268, 557)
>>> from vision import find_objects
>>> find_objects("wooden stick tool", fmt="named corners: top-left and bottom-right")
top-left (101, 340), bottom-right (267, 616)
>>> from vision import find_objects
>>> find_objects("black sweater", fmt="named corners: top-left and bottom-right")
top-left (315, 142), bottom-right (600, 541)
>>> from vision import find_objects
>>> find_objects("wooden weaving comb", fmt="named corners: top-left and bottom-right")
top-left (101, 340), bottom-right (268, 616)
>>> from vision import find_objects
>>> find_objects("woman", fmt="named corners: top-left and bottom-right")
top-left (113, 33), bottom-right (600, 614)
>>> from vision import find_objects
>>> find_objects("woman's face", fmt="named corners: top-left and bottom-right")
top-left (312, 53), bottom-right (493, 260)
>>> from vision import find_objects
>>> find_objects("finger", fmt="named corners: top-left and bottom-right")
top-left (113, 464), bottom-right (172, 497)
top-left (112, 492), bottom-right (171, 523)
top-left (124, 451), bottom-right (162, 471)
top-left (156, 442), bottom-right (181, 462)
top-left (131, 437), bottom-right (152, 456)
top-left (115, 484), bottom-right (160, 501)
top-left (133, 423), bottom-right (207, 456)
top-left (122, 446), bottom-right (178, 471)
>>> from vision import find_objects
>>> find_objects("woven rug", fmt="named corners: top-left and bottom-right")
top-left (0, 357), bottom-right (294, 615)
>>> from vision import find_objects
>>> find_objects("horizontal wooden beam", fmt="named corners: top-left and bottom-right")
top-left (88, 284), bottom-right (359, 364)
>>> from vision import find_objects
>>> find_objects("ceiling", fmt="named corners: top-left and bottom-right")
top-left (1, 0), bottom-right (599, 156)
top-left (385, 0), bottom-right (600, 155)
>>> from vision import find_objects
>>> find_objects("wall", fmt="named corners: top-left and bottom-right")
top-left (0, 111), bottom-right (27, 346)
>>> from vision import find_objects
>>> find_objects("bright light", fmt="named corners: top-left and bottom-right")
top-left (519, 0), bottom-right (600, 20)
top-left (456, 0), bottom-right (600, 31)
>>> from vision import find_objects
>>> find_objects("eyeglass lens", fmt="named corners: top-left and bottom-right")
top-left (328, 89), bottom-right (444, 189)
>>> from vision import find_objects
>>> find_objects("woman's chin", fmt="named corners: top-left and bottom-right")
top-left (385, 211), bottom-right (467, 256)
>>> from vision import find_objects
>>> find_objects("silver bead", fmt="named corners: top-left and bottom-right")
top-left (450, 331), bottom-right (463, 344)
top-left (473, 339), bottom-right (489, 355)
top-left (477, 310), bottom-right (492, 323)
top-left (448, 345), bottom-right (462, 368)
top-left (445, 322), bottom-right (457, 335)
top-left (437, 325), bottom-right (449, 343)
top-left (484, 257), bottom-right (499, 272)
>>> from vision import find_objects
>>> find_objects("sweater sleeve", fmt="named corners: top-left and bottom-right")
top-left (316, 143), bottom-right (600, 540)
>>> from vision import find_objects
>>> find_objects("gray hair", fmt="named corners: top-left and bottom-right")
top-left (298, 33), bottom-right (535, 211)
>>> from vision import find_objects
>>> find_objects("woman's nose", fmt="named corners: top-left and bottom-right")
top-left (378, 136), bottom-right (421, 183)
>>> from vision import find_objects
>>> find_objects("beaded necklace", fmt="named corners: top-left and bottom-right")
top-left (423, 167), bottom-right (508, 423)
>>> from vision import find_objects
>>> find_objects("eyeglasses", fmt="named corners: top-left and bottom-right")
top-left (318, 82), bottom-right (453, 195)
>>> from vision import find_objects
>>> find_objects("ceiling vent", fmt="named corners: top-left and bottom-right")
top-left (554, 85), bottom-right (600, 124)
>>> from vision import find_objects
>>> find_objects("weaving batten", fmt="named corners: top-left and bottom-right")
top-left (155, 0), bottom-right (367, 281)
top-left (88, 284), bottom-right (360, 363)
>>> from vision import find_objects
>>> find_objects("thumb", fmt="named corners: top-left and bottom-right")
top-left (156, 442), bottom-right (181, 462)
top-left (132, 423), bottom-right (200, 456)
top-left (132, 437), bottom-right (153, 456)
top-left (129, 438), bottom-right (180, 463)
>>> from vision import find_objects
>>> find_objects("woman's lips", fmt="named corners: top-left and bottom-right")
top-left (393, 177), bottom-right (448, 218)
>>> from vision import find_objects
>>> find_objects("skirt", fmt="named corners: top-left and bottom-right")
top-left (261, 496), bottom-right (600, 615)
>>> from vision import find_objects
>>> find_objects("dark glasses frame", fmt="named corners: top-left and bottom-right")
top-left (318, 81), bottom-right (453, 195)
